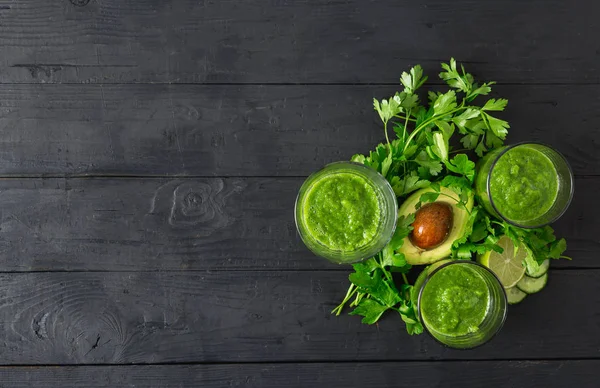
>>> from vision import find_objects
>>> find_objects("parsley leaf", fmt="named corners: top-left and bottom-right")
top-left (350, 299), bottom-right (389, 324)
top-left (482, 112), bottom-right (510, 139)
top-left (439, 58), bottom-right (472, 94)
top-left (349, 270), bottom-right (401, 307)
top-left (461, 133), bottom-right (480, 150)
top-left (445, 154), bottom-right (476, 182)
top-left (433, 90), bottom-right (458, 116)
top-left (502, 223), bottom-right (570, 264)
top-left (548, 238), bottom-right (569, 259)
top-left (400, 65), bottom-right (428, 95)
top-left (397, 286), bottom-right (423, 335)
top-left (390, 173), bottom-right (430, 197)
top-left (440, 58), bottom-right (495, 101)
top-left (431, 131), bottom-right (449, 161)
top-left (374, 97), bottom-right (402, 124)
top-left (482, 98), bottom-right (508, 111)
top-left (416, 191), bottom-right (440, 209)
top-left (439, 175), bottom-right (472, 194)
top-left (381, 215), bottom-right (414, 269)
top-left (415, 150), bottom-right (443, 176)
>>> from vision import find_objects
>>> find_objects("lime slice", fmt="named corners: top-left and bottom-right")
top-left (478, 235), bottom-right (526, 288)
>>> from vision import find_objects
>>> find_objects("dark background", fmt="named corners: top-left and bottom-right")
top-left (0, 0), bottom-right (597, 386)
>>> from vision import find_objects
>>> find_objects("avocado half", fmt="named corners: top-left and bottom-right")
top-left (397, 186), bottom-right (474, 265)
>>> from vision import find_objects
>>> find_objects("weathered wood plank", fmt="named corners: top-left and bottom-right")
top-left (0, 84), bottom-right (596, 176)
top-left (0, 270), bottom-right (595, 364)
top-left (1, 0), bottom-right (598, 84)
top-left (0, 176), bottom-right (589, 271)
top-left (0, 361), bottom-right (596, 387)
top-left (0, 177), bottom-right (311, 271)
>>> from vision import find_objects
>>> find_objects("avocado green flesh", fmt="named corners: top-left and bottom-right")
top-left (302, 172), bottom-right (381, 251)
top-left (397, 187), bottom-right (473, 265)
top-left (420, 263), bottom-right (490, 336)
top-left (489, 145), bottom-right (559, 222)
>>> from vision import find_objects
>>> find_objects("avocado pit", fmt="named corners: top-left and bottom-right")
top-left (410, 202), bottom-right (454, 250)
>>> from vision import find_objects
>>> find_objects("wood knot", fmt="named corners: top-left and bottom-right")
top-left (31, 312), bottom-right (49, 340)
top-left (182, 192), bottom-right (204, 215)
top-left (166, 180), bottom-right (243, 235)
top-left (147, 179), bottom-right (245, 236)
top-left (70, 0), bottom-right (90, 6)
top-left (170, 182), bottom-right (213, 226)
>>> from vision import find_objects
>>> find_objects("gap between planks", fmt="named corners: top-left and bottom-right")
top-left (0, 268), bottom-right (593, 274)
top-left (0, 82), bottom-right (600, 86)
top-left (0, 356), bottom-right (599, 368)
top-left (0, 174), bottom-right (596, 179)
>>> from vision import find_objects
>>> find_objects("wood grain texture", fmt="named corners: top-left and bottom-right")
top-left (0, 0), bottom-right (595, 380)
top-left (0, 84), bottom-right (597, 176)
top-left (1, 0), bottom-right (599, 84)
top-left (0, 270), bottom-right (596, 364)
top-left (0, 361), bottom-right (597, 388)
top-left (0, 177), bottom-right (308, 271)
top-left (0, 176), bottom-right (590, 271)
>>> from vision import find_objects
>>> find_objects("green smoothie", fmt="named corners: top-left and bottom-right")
top-left (420, 263), bottom-right (490, 337)
top-left (302, 172), bottom-right (381, 251)
top-left (489, 145), bottom-right (559, 222)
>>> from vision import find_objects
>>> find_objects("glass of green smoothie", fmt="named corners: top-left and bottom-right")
top-left (295, 162), bottom-right (397, 264)
top-left (417, 260), bottom-right (507, 349)
top-left (475, 142), bottom-right (574, 228)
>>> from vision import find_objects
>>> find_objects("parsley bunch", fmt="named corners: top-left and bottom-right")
top-left (333, 59), bottom-right (569, 334)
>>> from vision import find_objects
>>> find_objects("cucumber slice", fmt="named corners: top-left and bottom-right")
top-left (516, 273), bottom-right (548, 294)
top-left (526, 259), bottom-right (550, 278)
top-left (506, 287), bottom-right (527, 305)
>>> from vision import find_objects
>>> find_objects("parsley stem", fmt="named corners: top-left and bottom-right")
top-left (402, 273), bottom-right (409, 284)
top-left (477, 132), bottom-right (487, 152)
top-left (402, 109), bottom-right (412, 146)
top-left (383, 269), bottom-right (393, 282)
top-left (437, 192), bottom-right (474, 216)
top-left (393, 114), bottom-right (416, 122)
top-left (449, 148), bottom-right (469, 154)
top-left (384, 121), bottom-right (391, 148)
top-left (439, 192), bottom-right (460, 203)
top-left (401, 106), bottom-right (465, 153)
top-left (351, 292), bottom-right (365, 307)
top-left (332, 284), bottom-right (357, 316)
top-left (481, 111), bottom-right (492, 132)
top-left (401, 162), bottom-right (407, 194)
top-left (377, 256), bottom-right (394, 282)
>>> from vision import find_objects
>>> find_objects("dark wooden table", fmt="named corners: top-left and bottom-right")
top-left (0, 0), bottom-right (597, 386)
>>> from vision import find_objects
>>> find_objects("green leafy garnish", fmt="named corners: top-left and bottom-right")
top-left (452, 210), bottom-right (570, 270)
top-left (332, 215), bottom-right (422, 334)
top-left (334, 59), bottom-right (569, 335)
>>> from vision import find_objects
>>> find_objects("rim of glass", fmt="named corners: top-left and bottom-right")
top-left (417, 260), bottom-right (508, 350)
top-left (486, 141), bottom-right (574, 229)
top-left (294, 161), bottom-right (398, 264)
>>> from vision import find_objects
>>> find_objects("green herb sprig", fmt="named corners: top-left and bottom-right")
top-left (333, 59), bottom-right (569, 334)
